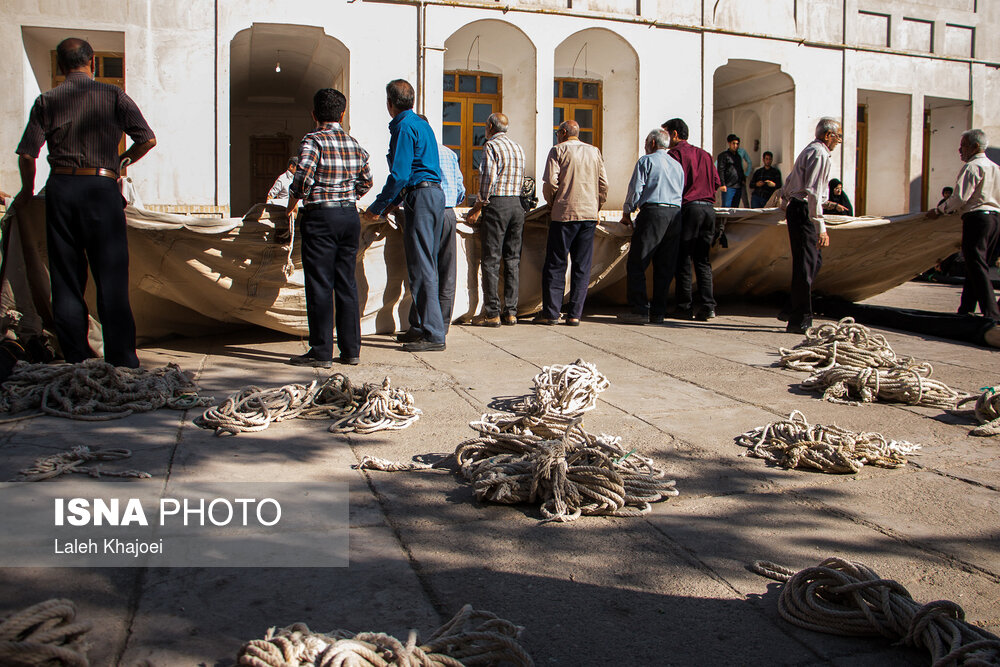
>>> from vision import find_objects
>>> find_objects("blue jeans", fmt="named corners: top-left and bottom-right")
top-left (401, 186), bottom-right (447, 343)
top-left (721, 186), bottom-right (742, 208)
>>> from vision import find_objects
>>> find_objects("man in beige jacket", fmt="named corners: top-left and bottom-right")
top-left (534, 120), bottom-right (608, 325)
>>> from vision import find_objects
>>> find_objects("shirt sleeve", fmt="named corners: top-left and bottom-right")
top-left (267, 174), bottom-right (285, 201)
top-left (15, 98), bottom-right (46, 158)
top-left (801, 150), bottom-right (829, 233)
top-left (597, 152), bottom-right (609, 207)
top-left (624, 158), bottom-right (645, 214)
top-left (370, 125), bottom-right (415, 215)
top-left (355, 147), bottom-right (374, 199)
top-left (774, 169), bottom-right (783, 189)
top-left (288, 137), bottom-right (317, 200)
top-left (938, 163), bottom-right (979, 214)
top-left (478, 142), bottom-right (497, 205)
top-left (454, 153), bottom-right (466, 207)
top-left (542, 148), bottom-right (559, 205)
top-left (116, 90), bottom-right (156, 145)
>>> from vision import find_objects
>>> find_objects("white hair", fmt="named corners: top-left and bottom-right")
top-left (962, 129), bottom-right (988, 151)
top-left (646, 129), bottom-right (669, 149)
top-left (815, 117), bottom-right (841, 140)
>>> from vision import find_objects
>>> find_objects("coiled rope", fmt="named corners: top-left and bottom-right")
top-left (195, 374), bottom-right (420, 435)
top-left (237, 604), bottom-right (534, 667)
top-left (11, 445), bottom-right (151, 482)
top-left (0, 598), bottom-right (91, 667)
top-left (955, 387), bottom-right (1000, 437)
top-left (358, 360), bottom-right (678, 522)
top-left (750, 557), bottom-right (1000, 666)
top-left (0, 359), bottom-right (211, 421)
top-left (735, 411), bottom-right (920, 474)
top-left (780, 318), bottom-right (969, 409)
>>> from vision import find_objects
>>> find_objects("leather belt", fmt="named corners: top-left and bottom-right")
top-left (641, 203), bottom-right (679, 209)
top-left (303, 201), bottom-right (356, 211)
top-left (52, 167), bottom-right (118, 180)
top-left (684, 200), bottom-right (715, 207)
top-left (403, 181), bottom-right (441, 195)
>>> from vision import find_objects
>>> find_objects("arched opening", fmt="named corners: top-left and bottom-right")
top-left (554, 28), bottom-right (638, 207)
top-left (443, 20), bottom-right (536, 199)
top-left (713, 60), bottom-right (794, 203)
top-left (229, 23), bottom-right (349, 215)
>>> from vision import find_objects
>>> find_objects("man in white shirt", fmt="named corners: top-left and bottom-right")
top-left (780, 117), bottom-right (841, 334)
top-left (930, 129), bottom-right (1000, 321)
top-left (266, 158), bottom-right (298, 205)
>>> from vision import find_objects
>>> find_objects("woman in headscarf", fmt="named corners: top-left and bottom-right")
top-left (824, 178), bottom-right (853, 216)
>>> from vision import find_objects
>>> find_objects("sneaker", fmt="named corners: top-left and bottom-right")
top-left (402, 340), bottom-right (446, 352)
top-left (501, 313), bottom-right (517, 326)
top-left (532, 315), bottom-right (558, 325)
top-left (395, 329), bottom-right (423, 343)
top-left (338, 355), bottom-right (360, 366)
top-left (287, 351), bottom-right (332, 368)
top-left (617, 312), bottom-right (648, 325)
top-left (694, 309), bottom-right (716, 321)
top-left (672, 309), bottom-right (693, 321)
top-left (472, 314), bottom-right (501, 327)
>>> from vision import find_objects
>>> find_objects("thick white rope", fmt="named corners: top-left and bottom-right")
top-left (955, 386), bottom-right (1000, 437)
top-left (735, 411), bottom-right (920, 474)
top-left (236, 604), bottom-right (534, 667)
top-left (11, 445), bottom-right (151, 482)
top-left (0, 599), bottom-right (91, 667)
top-left (750, 557), bottom-right (1000, 666)
top-left (0, 359), bottom-right (211, 421)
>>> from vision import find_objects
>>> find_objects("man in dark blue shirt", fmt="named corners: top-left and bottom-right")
top-left (364, 79), bottom-right (447, 352)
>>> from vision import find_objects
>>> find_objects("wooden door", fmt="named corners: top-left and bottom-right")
top-left (250, 136), bottom-right (291, 205)
top-left (855, 104), bottom-right (868, 216)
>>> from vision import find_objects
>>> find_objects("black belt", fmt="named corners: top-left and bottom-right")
top-left (303, 201), bottom-right (356, 211)
top-left (403, 181), bottom-right (441, 195)
top-left (684, 201), bottom-right (715, 207)
top-left (641, 203), bottom-right (679, 209)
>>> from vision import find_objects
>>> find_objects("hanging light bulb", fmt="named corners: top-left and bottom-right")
top-left (275, 50), bottom-right (281, 73)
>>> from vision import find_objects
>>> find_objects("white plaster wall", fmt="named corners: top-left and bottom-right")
top-left (858, 89), bottom-right (910, 216)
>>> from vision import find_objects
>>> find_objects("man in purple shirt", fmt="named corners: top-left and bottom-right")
top-left (15, 38), bottom-right (156, 368)
top-left (662, 118), bottom-right (722, 321)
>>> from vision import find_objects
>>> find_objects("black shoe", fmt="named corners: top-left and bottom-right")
top-left (776, 309), bottom-right (790, 322)
top-left (287, 351), bottom-right (332, 368)
top-left (785, 321), bottom-right (812, 335)
top-left (694, 309), bottom-right (716, 321)
top-left (532, 315), bottom-right (558, 325)
top-left (395, 329), bottom-right (423, 343)
top-left (672, 309), bottom-right (693, 321)
top-left (338, 355), bottom-right (360, 366)
top-left (402, 340), bottom-right (446, 352)
top-left (617, 312), bottom-right (648, 325)
top-left (649, 315), bottom-right (665, 324)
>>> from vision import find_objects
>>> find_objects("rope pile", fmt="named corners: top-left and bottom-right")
top-left (358, 360), bottom-right (677, 522)
top-left (750, 557), bottom-right (1000, 666)
top-left (11, 445), bottom-right (151, 482)
top-left (237, 604), bottom-right (534, 667)
top-left (956, 387), bottom-right (1000, 437)
top-left (780, 318), bottom-right (969, 409)
top-left (195, 374), bottom-right (420, 435)
top-left (0, 359), bottom-right (211, 421)
top-left (735, 411), bottom-right (920, 474)
top-left (0, 598), bottom-right (91, 666)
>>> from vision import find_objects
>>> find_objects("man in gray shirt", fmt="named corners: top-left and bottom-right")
top-left (618, 129), bottom-right (685, 324)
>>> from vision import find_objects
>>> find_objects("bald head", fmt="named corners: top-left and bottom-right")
top-left (56, 38), bottom-right (94, 75)
top-left (487, 113), bottom-right (509, 135)
top-left (557, 120), bottom-right (580, 142)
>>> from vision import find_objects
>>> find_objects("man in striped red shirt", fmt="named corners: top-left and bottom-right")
top-left (465, 113), bottom-right (526, 326)
top-left (285, 88), bottom-right (373, 367)
top-left (15, 37), bottom-right (156, 368)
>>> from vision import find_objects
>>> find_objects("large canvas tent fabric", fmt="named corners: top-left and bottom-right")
top-left (0, 198), bottom-right (961, 353)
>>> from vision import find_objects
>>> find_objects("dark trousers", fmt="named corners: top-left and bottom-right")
top-left (541, 220), bottom-right (596, 320)
top-left (401, 186), bottom-right (447, 343)
top-left (45, 174), bottom-right (138, 367)
top-left (479, 196), bottom-right (525, 318)
top-left (626, 205), bottom-right (680, 318)
top-left (675, 202), bottom-right (716, 312)
top-left (751, 191), bottom-right (772, 208)
top-left (785, 199), bottom-right (823, 327)
top-left (408, 206), bottom-right (457, 336)
top-left (823, 299), bottom-right (997, 346)
top-left (300, 206), bottom-right (361, 360)
top-left (959, 211), bottom-right (1000, 320)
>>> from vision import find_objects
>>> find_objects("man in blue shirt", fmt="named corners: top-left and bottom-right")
top-left (618, 129), bottom-right (685, 324)
top-left (396, 116), bottom-right (465, 344)
top-left (364, 80), bottom-right (447, 352)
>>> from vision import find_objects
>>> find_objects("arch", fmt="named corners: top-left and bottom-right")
top-left (713, 59), bottom-right (795, 189)
top-left (229, 23), bottom-right (349, 215)
top-left (443, 20), bottom-right (536, 196)
top-left (554, 28), bottom-right (639, 207)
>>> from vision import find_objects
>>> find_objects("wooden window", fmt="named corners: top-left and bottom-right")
top-left (51, 51), bottom-right (127, 163)
top-left (553, 78), bottom-right (602, 149)
top-left (442, 71), bottom-right (502, 200)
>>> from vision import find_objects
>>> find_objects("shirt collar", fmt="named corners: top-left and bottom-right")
top-left (811, 139), bottom-right (831, 157)
top-left (389, 109), bottom-right (414, 129)
top-left (318, 121), bottom-right (342, 131)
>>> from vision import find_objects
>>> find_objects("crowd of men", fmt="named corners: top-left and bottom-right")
top-left (13, 38), bottom-right (1000, 368)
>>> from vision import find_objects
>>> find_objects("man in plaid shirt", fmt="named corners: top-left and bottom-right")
top-left (465, 113), bottom-right (526, 326)
top-left (284, 88), bottom-right (373, 368)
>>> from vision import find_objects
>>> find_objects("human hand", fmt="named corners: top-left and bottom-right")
top-left (818, 232), bottom-right (830, 248)
top-left (465, 208), bottom-right (481, 225)
top-left (765, 180), bottom-right (775, 187)
top-left (720, 186), bottom-right (727, 193)
top-left (361, 209), bottom-right (382, 223)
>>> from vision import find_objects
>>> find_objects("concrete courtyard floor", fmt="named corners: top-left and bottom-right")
top-left (1, 280), bottom-right (998, 666)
